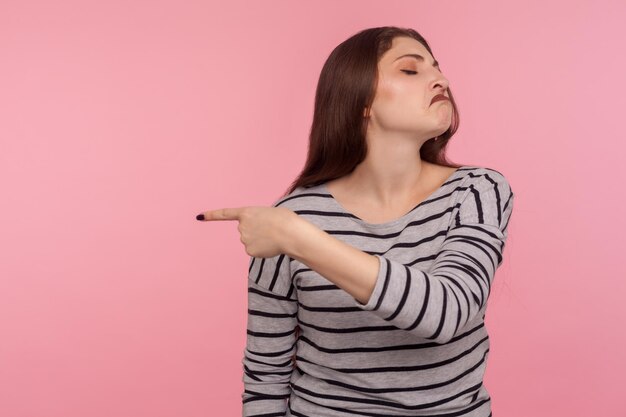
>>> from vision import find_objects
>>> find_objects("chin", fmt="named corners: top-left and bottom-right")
top-left (436, 118), bottom-right (452, 134)
top-left (432, 123), bottom-right (451, 137)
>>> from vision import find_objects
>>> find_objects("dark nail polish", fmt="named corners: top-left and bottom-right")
top-left (196, 214), bottom-right (205, 221)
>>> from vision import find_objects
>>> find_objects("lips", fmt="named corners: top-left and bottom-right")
top-left (431, 94), bottom-right (450, 105)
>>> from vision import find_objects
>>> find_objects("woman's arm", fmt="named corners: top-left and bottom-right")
top-left (283, 175), bottom-right (514, 344)
top-left (285, 218), bottom-right (379, 305)
top-left (242, 255), bottom-right (298, 416)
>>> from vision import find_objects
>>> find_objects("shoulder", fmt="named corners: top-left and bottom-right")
top-left (455, 165), bottom-right (515, 229)
top-left (460, 165), bottom-right (513, 193)
top-left (268, 183), bottom-right (330, 213)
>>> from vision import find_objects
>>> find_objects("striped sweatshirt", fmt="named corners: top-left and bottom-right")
top-left (241, 165), bottom-right (515, 417)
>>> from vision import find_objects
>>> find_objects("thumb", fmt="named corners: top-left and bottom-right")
top-left (196, 207), bottom-right (241, 221)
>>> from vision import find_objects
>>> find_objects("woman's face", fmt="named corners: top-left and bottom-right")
top-left (367, 36), bottom-right (452, 141)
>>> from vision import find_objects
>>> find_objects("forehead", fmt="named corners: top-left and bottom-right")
top-left (380, 36), bottom-right (432, 64)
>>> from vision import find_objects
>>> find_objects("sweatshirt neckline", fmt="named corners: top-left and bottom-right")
top-left (319, 166), bottom-right (469, 229)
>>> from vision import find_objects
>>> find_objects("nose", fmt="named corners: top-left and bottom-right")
top-left (430, 73), bottom-right (449, 93)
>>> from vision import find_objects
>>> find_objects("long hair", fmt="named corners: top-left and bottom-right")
top-left (281, 26), bottom-right (463, 198)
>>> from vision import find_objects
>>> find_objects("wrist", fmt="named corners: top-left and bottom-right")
top-left (280, 212), bottom-right (308, 259)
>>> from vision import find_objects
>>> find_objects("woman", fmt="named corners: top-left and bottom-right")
top-left (198, 26), bottom-right (514, 417)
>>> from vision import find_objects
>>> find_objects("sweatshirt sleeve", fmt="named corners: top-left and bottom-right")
top-left (241, 253), bottom-right (298, 416)
top-left (353, 171), bottom-right (515, 344)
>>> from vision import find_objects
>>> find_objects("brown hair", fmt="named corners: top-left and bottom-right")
top-left (280, 26), bottom-right (463, 198)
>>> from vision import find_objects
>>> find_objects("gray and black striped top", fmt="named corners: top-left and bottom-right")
top-left (242, 165), bottom-right (515, 417)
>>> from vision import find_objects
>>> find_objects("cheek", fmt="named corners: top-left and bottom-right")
top-left (371, 76), bottom-right (425, 123)
top-left (376, 77), bottom-right (416, 111)
top-left (382, 76), bottom-right (422, 104)
top-left (375, 76), bottom-right (396, 102)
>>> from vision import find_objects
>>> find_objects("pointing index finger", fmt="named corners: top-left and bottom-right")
top-left (196, 207), bottom-right (240, 221)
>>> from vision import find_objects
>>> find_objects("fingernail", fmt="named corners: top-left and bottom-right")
top-left (196, 213), bottom-right (205, 221)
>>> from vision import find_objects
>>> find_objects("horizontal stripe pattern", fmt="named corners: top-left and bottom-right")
top-left (242, 166), bottom-right (514, 416)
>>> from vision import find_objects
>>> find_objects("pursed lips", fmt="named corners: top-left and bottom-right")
top-left (430, 94), bottom-right (450, 105)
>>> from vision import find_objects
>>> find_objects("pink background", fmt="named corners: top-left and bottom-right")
top-left (1, 0), bottom-right (624, 416)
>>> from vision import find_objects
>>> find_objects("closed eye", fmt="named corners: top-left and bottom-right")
top-left (400, 70), bottom-right (418, 75)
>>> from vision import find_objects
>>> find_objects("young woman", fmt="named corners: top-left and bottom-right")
top-left (198, 25), bottom-right (514, 417)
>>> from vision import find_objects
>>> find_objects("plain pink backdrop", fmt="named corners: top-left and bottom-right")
top-left (1, 0), bottom-right (625, 416)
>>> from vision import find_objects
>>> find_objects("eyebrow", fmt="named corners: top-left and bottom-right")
top-left (394, 53), bottom-right (439, 68)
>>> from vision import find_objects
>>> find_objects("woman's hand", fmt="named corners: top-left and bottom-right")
top-left (196, 206), bottom-right (298, 258)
